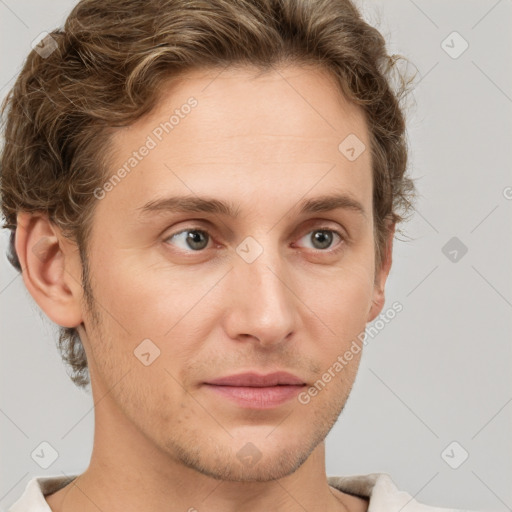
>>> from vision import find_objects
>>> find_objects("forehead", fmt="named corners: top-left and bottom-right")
top-left (100, 64), bottom-right (372, 221)
top-left (140, 64), bottom-right (368, 146)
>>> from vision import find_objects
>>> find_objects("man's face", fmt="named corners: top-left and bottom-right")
top-left (78, 65), bottom-right (390, 481)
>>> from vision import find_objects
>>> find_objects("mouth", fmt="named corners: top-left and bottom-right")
top-left (203, 383), bottom-right (306, 409)
top-left (203, 371), bottom-right (306, 409)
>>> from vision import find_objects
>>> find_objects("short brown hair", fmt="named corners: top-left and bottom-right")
top-left (0, 0), bottom-right (416, 390)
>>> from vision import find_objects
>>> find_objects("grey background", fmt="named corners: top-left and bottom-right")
top-left (1, 0), bottom-right (511, 510)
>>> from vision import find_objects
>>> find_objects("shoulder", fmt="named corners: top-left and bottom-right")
top-left (8, 475), bottom-right (79, 512)
top-left (328, 472), bottom-right (478, 511)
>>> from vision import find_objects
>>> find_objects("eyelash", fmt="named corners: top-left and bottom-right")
top-left (163, 225), bottom-right (347, 255)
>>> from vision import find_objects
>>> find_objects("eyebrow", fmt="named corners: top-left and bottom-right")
top-left (137, 193), bottom-right (367, 219)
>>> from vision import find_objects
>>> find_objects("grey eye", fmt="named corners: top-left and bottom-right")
top-left (166, 229), bottom-right (210, 251)
top-left (298, 229), bottom-right (341, 251)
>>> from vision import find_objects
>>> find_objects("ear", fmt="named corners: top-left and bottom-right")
top-left (15, 212), bottom-right (84, 328)
top-left (367, 220), bottom-right (395, 323)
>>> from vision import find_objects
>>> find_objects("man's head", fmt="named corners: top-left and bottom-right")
top-left (0, 0), bottom-right (414, 483)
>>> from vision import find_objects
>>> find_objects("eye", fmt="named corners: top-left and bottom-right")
top-left (163, 226), bottom-right (345, 254)
top-left (164, 228), bottom-right (211, 252)
top-left (296, 228), bottom-right (344, 252)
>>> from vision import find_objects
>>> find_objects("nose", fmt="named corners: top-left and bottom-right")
top-left (222, 239), bottom-right (298, 348)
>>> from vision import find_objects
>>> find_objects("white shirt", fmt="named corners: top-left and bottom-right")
top-left (7, 473), bottom-right (474, 511)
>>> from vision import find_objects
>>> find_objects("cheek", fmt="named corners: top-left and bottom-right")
top-left (89, 251), bottom-right (189, 336)
top-left (317, 253), bottom-right (375, 321)
top-left (303, 254), bottom-right (374, 369)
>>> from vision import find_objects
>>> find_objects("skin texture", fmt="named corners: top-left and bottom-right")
top-left (15, 64), bottom-right (394, 512)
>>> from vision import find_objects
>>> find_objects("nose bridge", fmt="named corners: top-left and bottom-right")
top-left (227, 233), bottom-right (296, 343)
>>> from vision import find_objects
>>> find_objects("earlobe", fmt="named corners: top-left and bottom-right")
top-left (15, 212), bottom-right (84, 328)
top-left (367, 221), bottom-right (395, 323)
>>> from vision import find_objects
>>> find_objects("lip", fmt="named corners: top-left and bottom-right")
top-left (203, 371), bottom-right (306, 410)
top-left (205, 371), bottom-right (305, 387)
top-left (203, 384), bottom-right (304, 409)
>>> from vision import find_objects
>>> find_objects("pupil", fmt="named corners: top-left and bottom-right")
top-left (187, 231), bottom-right (207, 250)
top-left (314, 230), bottom-right (332, 249)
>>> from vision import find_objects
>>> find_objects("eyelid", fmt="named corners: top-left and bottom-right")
top-left (163, 217), bottom-right (348, 238)
top-left (297, 218), bottom-right (349, 240)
